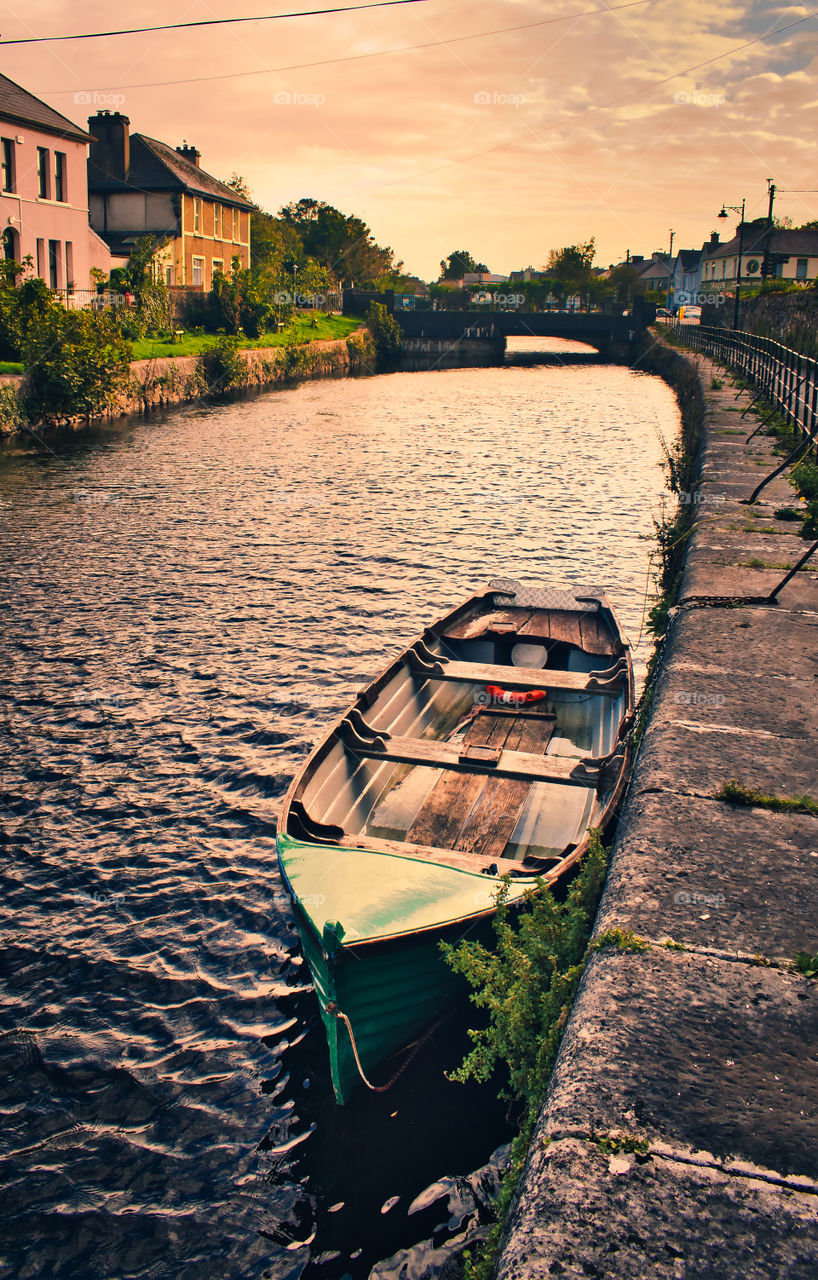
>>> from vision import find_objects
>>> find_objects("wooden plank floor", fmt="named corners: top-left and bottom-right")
top-left (407, 708), bottom-right (556, 859)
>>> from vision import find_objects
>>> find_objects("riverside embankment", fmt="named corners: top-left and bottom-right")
top-left (497, 339), bottom-right (818, 1278)
top-left (0, 330), bottom-right (376, 435)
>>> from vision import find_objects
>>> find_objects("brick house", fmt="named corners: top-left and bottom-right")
top-left (0, 72), bottom-right (111, 290)
top-left (86, 112), bottom-right (253, 287)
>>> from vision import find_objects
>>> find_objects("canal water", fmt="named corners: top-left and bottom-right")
top-left (0, 340), bottom-right (678, 1279)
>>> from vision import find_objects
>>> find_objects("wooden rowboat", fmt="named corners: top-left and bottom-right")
top-left (276, 579), bottom-right (634, 1103)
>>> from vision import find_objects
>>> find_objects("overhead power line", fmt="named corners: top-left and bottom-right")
top-left (43, 1), bottom-right (653, 95)
top-left (0, 0), bottom-right (425, 46)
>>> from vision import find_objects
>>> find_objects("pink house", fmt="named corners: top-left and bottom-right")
top-left (0, 72), bottom-right (111, 291)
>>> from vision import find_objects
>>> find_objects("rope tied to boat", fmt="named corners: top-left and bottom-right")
top-left (327, 1001), bottom-right (451, 1093)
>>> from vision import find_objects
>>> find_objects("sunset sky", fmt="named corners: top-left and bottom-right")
top-left (4, 0), bottom-right (818, 278)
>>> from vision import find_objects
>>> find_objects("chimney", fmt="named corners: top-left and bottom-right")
top-left (176, 143), bottom-right (200, 167)
top-left (87, 111), bottom-right (130, 181)
top-left (709, 231), bottom-right (720, 246)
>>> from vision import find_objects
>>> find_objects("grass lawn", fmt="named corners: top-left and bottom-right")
top-left (131, 313), bottom-right (363, 361)
top-left (0, 361), bottom-right (23, 374)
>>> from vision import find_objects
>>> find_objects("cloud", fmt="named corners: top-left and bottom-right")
top-left (15, 0), bottom-right (818, 275)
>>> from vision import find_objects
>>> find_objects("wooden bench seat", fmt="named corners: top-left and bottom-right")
top-left (407, 646), bottom-right (627, 696)
top-left (339, 718), bottom-right (599, 787)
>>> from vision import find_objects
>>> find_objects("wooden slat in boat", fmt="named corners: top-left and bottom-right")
top-left (409, 653), bottom-right (626, 695)
top-left (452, 713), bottom-right (557, 858)
top-left (339, 723), bottom-right (600, 787)
top-left (407, 711), bottom-right (510, 849)
top-left (408, 709), bottom-right (557, 858)
top-left (527, 608), bottom-right (583, 648)
top-left (442, 608), bottom-right (534, 641)
top-left (577, 609), bottom-right (615, 655)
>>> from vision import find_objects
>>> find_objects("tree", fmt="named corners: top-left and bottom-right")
top-left (212, 255), bottom-right (274, 337)
top-left (279, 198), bottom-right (396, 285)
top-left (251, 210), bottom-right (304, 276)
top-left (439, 249), bottom-right (488, 280)
top-left (109, 235), bottom-right (172, 336)
top-left (224, 173), bottom-right (253, 202)
top-left (544, 240), bottom-right (596, 301)
top-left (605, 262), bottom-right (640, 304)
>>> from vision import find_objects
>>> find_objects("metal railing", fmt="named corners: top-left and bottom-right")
top-left (667, 321), bottom-right (818, 443)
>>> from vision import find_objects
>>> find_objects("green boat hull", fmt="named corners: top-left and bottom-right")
top-left (291, 901), bottom-right (475, 1103)
top-left (276, 832), bottom-right (531, 1103)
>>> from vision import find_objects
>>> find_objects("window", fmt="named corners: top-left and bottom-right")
top-left (211, 259), bottom-right (223, 280)
top-left (2, 227), bottom-right (18, 259)
top-left (54, 152), bottom-right (66, 202)
top-left (1, 139), bottom-right (14, 192)
top-left (36, 238), bottom-right (45, 278)
top-left (193, 197), bottom-right (202, 232)
top-left (48, 239), bottom-right (59, 289)
top-left (796, 257), bottom-right (809, 281)
top-left (65, 242), bottom-right (73, 289)
top-left (37, 147), bottom-right (50, 198)
top-left (214, 204), bottom-right (222, 238)
top-left (191, 256), bottom-right (205, 286)
top-left (165, 265), bottom-right (173, 286)
top-left (232, 207), bottom-right (239, 240)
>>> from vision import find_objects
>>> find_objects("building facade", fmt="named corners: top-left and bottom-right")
top-left (87, 113), bottom-right (253, 286)
top-left (701, 221), bottom-right (818, 290)
top-left (0, 73), bottom-right (111, 290)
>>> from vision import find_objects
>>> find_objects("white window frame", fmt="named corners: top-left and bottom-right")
top-left (191, 255), bottom-right (205, 287)
top-left (193, 197), bottom-right (202, 233)
top-left (211, 258), bottom-right (224, 280)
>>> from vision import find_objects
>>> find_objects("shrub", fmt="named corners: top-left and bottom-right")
top-left (0, 383), bottom-right (24, 432)
top-left (0, 259), bottom-right (52, 360)
top-left (22, 306), bottom-right (132, 422)
top-left (200, 335), bottom-right (246, 394)
top-left (790, 456), bottom-right (818, 537)
top-left (443, 830), bottom-right (609, 1131)
top-left (366, 301), bottom-right (402, 360)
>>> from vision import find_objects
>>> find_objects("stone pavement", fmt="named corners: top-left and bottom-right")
top-left (497, 346), bottom-right (818, 1278)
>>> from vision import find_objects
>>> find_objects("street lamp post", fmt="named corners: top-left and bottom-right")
top-left (718, 197), bottom-right (746, 331)
top-left (666, 228), bottom-right (674, 312)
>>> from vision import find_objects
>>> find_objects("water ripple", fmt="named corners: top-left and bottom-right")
top-left (0, 350), bottom-right (676, 1278)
